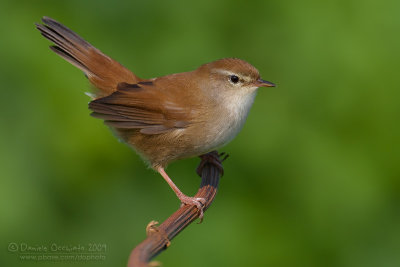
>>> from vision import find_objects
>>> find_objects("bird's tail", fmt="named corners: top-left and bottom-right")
top-left (36, 16), bottom-right (141, 97)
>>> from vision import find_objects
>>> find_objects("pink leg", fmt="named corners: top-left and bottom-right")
top-left (157, 167), bottom-right (206, 219)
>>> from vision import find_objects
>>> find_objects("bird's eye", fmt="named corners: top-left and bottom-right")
top-left (229, 75), bottom-right (240, 84)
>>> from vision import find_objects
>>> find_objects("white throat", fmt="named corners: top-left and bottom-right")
top-left (206, 88), bottom-right (258, 150)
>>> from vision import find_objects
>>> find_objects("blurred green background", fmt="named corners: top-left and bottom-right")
top-left (1, 0), bottom-right (400, 266)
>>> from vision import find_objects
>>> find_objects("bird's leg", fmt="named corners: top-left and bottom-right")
top-left (157, 167), bottom-right (206, 219)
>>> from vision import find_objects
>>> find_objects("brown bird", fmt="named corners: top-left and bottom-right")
top-left (36, 17), bottom-right (275, 218)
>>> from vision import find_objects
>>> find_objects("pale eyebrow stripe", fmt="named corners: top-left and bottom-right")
top-left (214, 69), bottom-right (237, 76)
top-left (214, 69), bottom-right (251, 82)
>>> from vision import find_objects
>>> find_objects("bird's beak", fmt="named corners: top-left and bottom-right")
top-left (254, 79), bottom-right (276, 87)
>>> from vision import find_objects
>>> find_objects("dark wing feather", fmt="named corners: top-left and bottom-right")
top-left (89, 82), bottom-right (191, 134)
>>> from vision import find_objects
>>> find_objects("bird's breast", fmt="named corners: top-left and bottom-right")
top-left (197, 90), bottom-right (257, 152)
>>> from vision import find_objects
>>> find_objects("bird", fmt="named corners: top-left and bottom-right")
top-left (36, 16), bottom-right (275, 219)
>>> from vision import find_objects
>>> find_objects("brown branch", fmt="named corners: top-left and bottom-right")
top-left (128, 151), bottom-right (224, 267)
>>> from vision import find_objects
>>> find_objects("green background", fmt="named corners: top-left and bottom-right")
top-left (1, 0), bottom-right (399, 266)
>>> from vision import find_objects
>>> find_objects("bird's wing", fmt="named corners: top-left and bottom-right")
top-left (89, 81), bottom-right (191, 135)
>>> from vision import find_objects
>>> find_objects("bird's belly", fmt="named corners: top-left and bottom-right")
top-left (117, 91), bottom-right (256, 167)
top-left (200, 116), bottom-right (245, 152)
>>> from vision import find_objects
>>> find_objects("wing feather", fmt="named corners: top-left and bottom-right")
top-left (88, 81), bottom-right (191, 134)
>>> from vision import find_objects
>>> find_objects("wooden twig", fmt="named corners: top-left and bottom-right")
top-left (128, 151), bottom-right (224, 267)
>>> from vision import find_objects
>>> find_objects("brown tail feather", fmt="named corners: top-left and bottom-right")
top-left (36, 16), bottom-right (141, 96)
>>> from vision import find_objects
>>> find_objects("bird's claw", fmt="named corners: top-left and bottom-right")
top-left (179, 195), bottom-right (206, 222)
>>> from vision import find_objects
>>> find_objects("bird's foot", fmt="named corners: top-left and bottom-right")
top-left (196, 151), bottom-right (228, 177)
top-left (179, 194), bottom-right (206, 221)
